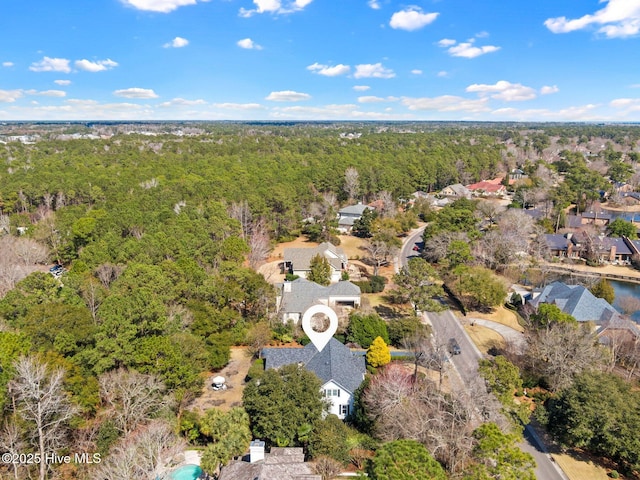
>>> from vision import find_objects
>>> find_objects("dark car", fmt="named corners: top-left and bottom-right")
top-left (448, 338), bottom-right (461, 355)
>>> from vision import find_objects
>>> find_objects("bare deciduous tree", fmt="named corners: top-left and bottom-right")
top-left (363, 363), bottom-right (476, 474)
top-left (95, 420), bottom-right (184, 480)
top-left (0, 418), bottom-right (27, 480)
top-left (228, 200), bottom-right (252, 240)
top-left (618, 296), bottom-right (640, 316)
top-left (248, 218), bottom-right (271, 269)
top-left (94, 263), bottom-right (124, 288)
top-left (525, 323), bottom-right (606, 391)
top-left (375, 191), bottom-right (396, 218)
top-left (98, 369), bottom-right (167, 435)
top-left (10, 356), bottom-right (78, 480)
top-left (344, 167), bottom-right (360, 201)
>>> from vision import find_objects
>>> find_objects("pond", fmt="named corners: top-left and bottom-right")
top-left (610, 280), bottom-right (640, 322)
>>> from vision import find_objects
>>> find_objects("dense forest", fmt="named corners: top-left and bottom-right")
top-left (1, 122), bottom-right (640, 480)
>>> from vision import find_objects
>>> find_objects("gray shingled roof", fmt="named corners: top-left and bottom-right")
top-left (338, 203), bottom-right (372, 216)
top-left (283, 242), bottom-right (346, 271)
top-left (263, 338), bottom-right (366, 395)
top-left (279, 278), bottom-right (361, 316)
top-left (531, 281), bottom-right (619, 323)
top-left (219, 448), bottom-right (321, 480)
top-left (545, 234), bottom-right (569, 251)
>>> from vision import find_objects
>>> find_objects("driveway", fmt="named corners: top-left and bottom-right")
top-left (467, 318), bottom-right (526, 353)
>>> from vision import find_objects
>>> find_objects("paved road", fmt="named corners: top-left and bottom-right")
top-left (399, 228), bottom-right (566, 480)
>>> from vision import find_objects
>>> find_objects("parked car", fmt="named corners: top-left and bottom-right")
top-left (448, 338), bottom-right (461, 355)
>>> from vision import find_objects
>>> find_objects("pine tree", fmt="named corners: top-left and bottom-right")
top-left (308, 254), bottom-right (331, 286)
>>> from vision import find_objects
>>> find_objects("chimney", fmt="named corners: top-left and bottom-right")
top-left (250, 440), bottom-right (265, 463)
top-left (283, 281), bottom-right (292, 293)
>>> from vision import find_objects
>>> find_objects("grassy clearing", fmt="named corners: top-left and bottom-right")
top-left (551, 452), bottom-right (611, 480)
top-left (462, 305), bottom-right (525, 332)
top-left (337, 234), bottom-right (367, 259)
top-left (464, 325), bottom-right (505, 354)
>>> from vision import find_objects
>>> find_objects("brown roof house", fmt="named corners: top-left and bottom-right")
top-left (219, 441), bottom-right (321, 480)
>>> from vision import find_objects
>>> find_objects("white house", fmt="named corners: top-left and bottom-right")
top-left (283, 242), bottom-right (347, 283)
top-left (276, 278), bottom-right (361, 324)
top-left (262, 338), bottom-right (366, 420)
top-left (337, 203), bottom-right (373, 233)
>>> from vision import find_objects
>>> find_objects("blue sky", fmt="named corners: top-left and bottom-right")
top-left (1, 0), bottom-right (640, 121)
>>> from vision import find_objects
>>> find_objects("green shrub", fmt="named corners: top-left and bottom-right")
top-left (246, 359), bottom-right (265, 381)
top-left (285, 273), bottom-right (299, 281)
top-left (609, 470), bottom-right (619, 478)
top-left (369, 275), bottom-right (387, 293)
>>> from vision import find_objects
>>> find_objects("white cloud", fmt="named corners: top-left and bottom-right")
top-left (368, 0), bottom-right (381, 9)
top-left (411, 69), bottom-right (423, 75)
top-left (475, 31), bottom-right (489, 38)
top-left (54, 80), bottom-right (72, 86)
top-left (159, 97), bottom-right (207, 107)
top-left (120, 0), bottom-right (199, 13)
top-left (307, 63), bottom-right (350, 76)
top-left (354, 63), bottom-right (395, 79)
top-left (358, 96), bottom-right (398, 103)
top-left (213, 103), bottom-right (265, 110)
top-left (541, 85), bottom-right (559, 95)
top-left (437, 71), bottom-right (448, 77)
top-left (239, 0), bottom-right (311, 17)
top-left (270, 104), bottom-right (412, 120)
top-left (265, 90), bottom-right (311, 102)
top-left (237, 38), bottom-right (263, 50)
top-left (389, 7), bottom-right (438, 31)
top-left (75, 59), bottom-right (118, 72)
top-left (0, 90), bottom-right (23, 102)
top-left (491, 104), bottom-right (601, 121)
top-left (437, 38), bottom-right (456, 47)
top-left (401, 95), bottom-right (490, 112)
top-left (544, 0), bottom-right (640, 38)
top-left (26, 89), bottom-right (66, 97)
top-left (353, 85), bottom-right (370, 91)
top-left (2, 62), bottom-right (14, 67)
top-left (29, 57), bottom-right (71, 73)
top-left (466, 80), bottom-right (537, 101)
top-left (164, 37), bottom-right (189, 48)
top-left (610, 98), bottom-right (640, 114)
top-left (114, 88), bottom-right (159, 99)
top-left (445, 40), bottom-right (501, 58)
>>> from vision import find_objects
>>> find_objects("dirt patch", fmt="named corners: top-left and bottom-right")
top-left (257, 260), bottom-right (286, 284)
top-left (189, 347), bottom-right (254, 413)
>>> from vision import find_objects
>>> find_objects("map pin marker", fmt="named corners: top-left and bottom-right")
top-left (301, 304), bottom-right (338, 353)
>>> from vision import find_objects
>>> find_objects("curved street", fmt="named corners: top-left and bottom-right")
top-left (399, 226), bottom-right (568, 480)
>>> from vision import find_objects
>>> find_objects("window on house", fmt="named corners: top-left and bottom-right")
top-left (324, 389), bottom-right (340, 397)
top-left (340, 405), bottom-right (349, 416)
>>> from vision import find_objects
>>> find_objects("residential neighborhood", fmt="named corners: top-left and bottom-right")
top-left (2, 123), bottom-right (640, 480)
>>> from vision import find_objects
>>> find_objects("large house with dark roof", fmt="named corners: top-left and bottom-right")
top-left (283, 242), bottom-right (347, 283)
top-left (262, 338), bottom-right (366, 419)
top-left (276, 278), bottom-right (361, 324)
top-left (529, 281), bottom-right (619, 323)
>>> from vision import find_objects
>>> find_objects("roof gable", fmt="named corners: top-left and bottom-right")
top-left (263, 338), bottom-right (365, 395)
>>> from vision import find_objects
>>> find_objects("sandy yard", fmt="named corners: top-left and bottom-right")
top-left (189, 347), bottom-right (254, 413)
